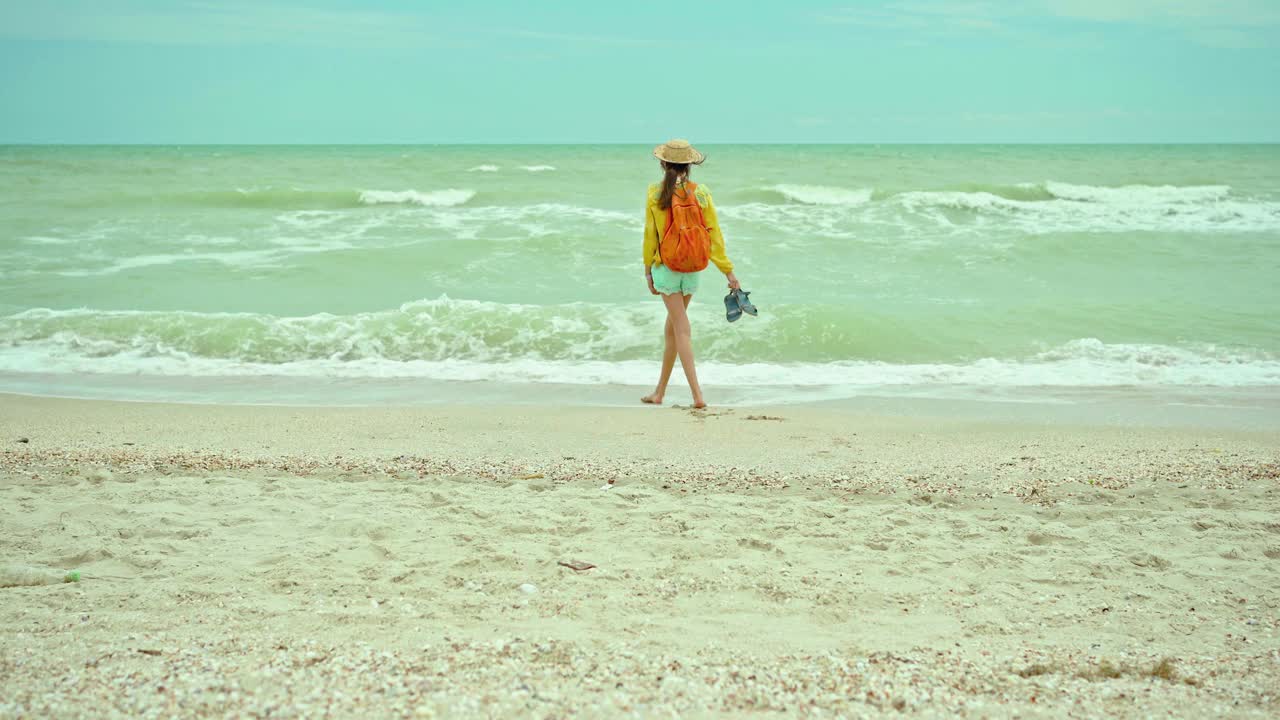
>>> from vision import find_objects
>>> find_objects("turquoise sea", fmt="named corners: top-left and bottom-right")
top-left (2, 144), bottom-right (1278, 405)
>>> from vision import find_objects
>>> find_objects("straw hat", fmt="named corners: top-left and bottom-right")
top-left (653, 138), bottom-right (705, 165)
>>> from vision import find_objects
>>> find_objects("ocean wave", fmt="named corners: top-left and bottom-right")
top-left (519, 165), bottom-right (557, 172)
top-left (895, 182), bottom-right (1238, 211)
top-left (931, 182), bottom-right (1055, 202)
top-left (741, 181), bottom-right (1240, 207)
top-left (720, 181), bottom-right (1280, 235)
top-left (2, 303), bottom-right (1276, 388)
top-left (357, 189), bottom-right (475, 207)
top-left (736, 182), bottom-right (1052, 206)
top-left (894, 185), bottom-right (1280, 233)
top-left (55, 241), bottom-right (355, 277)
top-left (21, 235), bottom-right (82, 246)
top-left (1, 341), bottom-right (1275, 388)
top-left (770, 184), bottom-right (874, 206)
top-left (20, 202), bottom-right (642, 278)
top-left (193, 188), bottom-right (360, 209)
top-left (1043, 182), bottom-right (1232, 204)
top-left (468, 165), bottom-right (500, 172)
top-left (54, 187), bottom-right (481, 211)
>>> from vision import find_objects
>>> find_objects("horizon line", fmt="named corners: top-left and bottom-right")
top-left (3, 141), bottom-right (1279, 147)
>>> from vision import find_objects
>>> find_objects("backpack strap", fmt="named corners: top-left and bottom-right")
top-left (675, 181), bottom-right (697, 204)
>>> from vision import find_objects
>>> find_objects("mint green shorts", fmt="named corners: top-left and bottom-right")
top-left (651, 264), bottom-right (701, 296)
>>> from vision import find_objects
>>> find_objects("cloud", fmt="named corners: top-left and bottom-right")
top-left (817, 2), bottom-right (1012, 34)
top-left (0, 0), bottom-right (445, 48)
top-left (1044, 0), bottom-right (1280, 47)
top-left (818, 1), bottom-right (1280, 47)
top-left (1042, 0), bottom-right (1280, 25)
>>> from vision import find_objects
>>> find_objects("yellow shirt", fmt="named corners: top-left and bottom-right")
top-left (643, 182), bottom-right (734, 274)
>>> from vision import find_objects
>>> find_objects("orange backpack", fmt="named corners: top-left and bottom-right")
top-left (660, 182), bottom-right (711, 273)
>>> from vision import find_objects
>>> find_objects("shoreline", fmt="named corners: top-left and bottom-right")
top-left (4, 378), bottom-right (1280, 431)
top-left (3, 393), bottom-right (1278, 717)
top-left (4, 391), bottom-right (1278, 461)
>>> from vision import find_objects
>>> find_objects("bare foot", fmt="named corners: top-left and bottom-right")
top-left (641, 393), bottom-right (664, 405)
top-left (692, 396), bottom-right (707, 409)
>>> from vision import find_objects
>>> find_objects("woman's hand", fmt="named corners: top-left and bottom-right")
top-left (726, 272), bottom-right (741, 290)
top-left (646, 271), bottom-right (659, 295)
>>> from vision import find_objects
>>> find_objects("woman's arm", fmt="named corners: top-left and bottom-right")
top-left (643, 192), bottom-right (660, 294)
top-left (700, 186), bottom-right (740, 288)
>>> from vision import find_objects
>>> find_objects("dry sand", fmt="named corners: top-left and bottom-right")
top-left (1, 393), bottom-right (1278, 718)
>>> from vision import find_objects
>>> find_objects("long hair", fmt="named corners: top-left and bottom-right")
top-left (658, 159), bottom-right (702, 210)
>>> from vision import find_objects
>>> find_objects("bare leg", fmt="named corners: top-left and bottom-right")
top-left (662, 292), bottom-right (704, 408)
top-left (642, 294), bottom-right (692, 405)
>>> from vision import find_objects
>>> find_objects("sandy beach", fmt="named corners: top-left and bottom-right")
top-left (1, 393), bottom-right (1278, 717)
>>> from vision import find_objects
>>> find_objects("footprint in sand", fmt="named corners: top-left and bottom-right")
top-left (1128, 553), bottom-right (1172, 569)
top-left (738, 537), bottom-right (777, 552)
top-left (1026, 532), bottom-right (1073, 546)
top-left (676, 406), bottom-right (733, 418)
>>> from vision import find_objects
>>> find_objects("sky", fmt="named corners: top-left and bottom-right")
top-left (1, 0), bottom-right (1277, 143)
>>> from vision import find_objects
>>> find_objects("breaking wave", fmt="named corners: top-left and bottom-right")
top-left (2, 302), bottom-right (1276, 388)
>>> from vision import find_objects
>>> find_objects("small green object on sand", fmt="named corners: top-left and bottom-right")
top-left (64, 570), bottom-right (81, 583)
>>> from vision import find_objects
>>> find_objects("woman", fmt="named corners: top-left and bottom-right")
top-left (641, 138), bottom-right (740, 409)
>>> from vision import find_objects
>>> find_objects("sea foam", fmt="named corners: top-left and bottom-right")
top-left (721, 181), bottom-right (1280, 235)
top-left (1043, 182), bottom-right (1232, 204)
top-left (357, 189), bottom-right (476, 207)
top-left (3, 304), bottom-right (1277, 389)
top-left (772, 184), bottom-right (874, 206)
